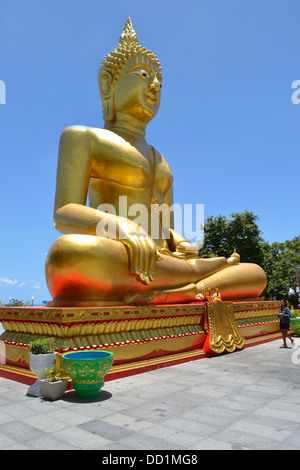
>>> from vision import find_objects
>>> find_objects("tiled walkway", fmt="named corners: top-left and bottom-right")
top-left (1, 337), bottom-right (300, 450)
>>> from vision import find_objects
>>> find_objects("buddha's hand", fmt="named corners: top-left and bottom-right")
top-left (176, 241), bottom-right (199, 254)
top-left (117, 217), bottom-right (163, 285)
top-left (165, 241), bottom-right (199, 259)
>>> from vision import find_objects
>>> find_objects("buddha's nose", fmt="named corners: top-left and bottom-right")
top-left (149, 76), bottom-right (161, 94)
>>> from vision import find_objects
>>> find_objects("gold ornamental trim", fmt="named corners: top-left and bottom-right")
top-left (2, 334), bottom-right (205, 369)
top-left (206, 302), bottom-right (245, 354)
top-left (0, 313), bottom-right (205, 351)
top-left (0, 304), bottom-right (206, 324)
top-left (233, 301), bottom-right (280, 328)
top-left (233, 300), bottom-right (280, 312)
top-left (240, 322), bottom-right (280, 338)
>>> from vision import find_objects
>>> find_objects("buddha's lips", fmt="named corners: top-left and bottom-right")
top-left (145, 92), bottom-right (158, 104)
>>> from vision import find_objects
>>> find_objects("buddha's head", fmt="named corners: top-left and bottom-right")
top-left (98, 18), bottom-right (162, 125)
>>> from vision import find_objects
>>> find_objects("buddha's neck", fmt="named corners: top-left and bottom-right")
top-left (105, 113), bottom-right (146, 138)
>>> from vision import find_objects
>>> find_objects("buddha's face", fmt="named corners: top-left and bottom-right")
top-left (113, 55), bottom-right (162, 123)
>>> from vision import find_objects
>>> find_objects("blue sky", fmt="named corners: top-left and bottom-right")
top-left (0, 0), bottom-right (299, 305)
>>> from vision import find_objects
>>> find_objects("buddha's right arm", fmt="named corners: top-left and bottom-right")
top-left (53, 126), bottom-right (93, 233)
top-left (54, 203), bottom-right (110, 235)
top-left (52, 127), bottom-right (116, 235)
top-left (54, 203), bottom-right (143, 240)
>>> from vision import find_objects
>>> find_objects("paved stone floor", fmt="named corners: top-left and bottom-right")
top-left (1, 337), bottom-right (300, 450)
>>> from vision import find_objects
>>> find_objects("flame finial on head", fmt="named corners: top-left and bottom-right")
top-left (119, 17), bottom-right (139, 44)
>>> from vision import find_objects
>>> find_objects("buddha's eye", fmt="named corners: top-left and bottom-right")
top-left (132, 69), bottom-right (150, 79)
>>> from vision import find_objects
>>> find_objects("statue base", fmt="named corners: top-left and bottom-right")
top-left (0, 301), bottom-right (281, 385)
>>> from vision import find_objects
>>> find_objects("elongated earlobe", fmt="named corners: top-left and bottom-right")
top-left (98, 71), bottom-right (114, 121)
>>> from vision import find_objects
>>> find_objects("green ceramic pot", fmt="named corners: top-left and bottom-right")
top-left (62, 350), bottom-right (113, 398)
top-left (291, 318), bottom-right (300, 337)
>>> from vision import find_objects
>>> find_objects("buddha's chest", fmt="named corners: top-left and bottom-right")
top-left (89, 139), bottom-right (173, 206)
top-left (92, 142), bottom-right (153, 188)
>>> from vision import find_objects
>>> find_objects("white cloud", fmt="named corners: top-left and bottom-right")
top-left (0, 278), bottom-right (41, 289)
top-left (30, 280), bottom-right (41, 289)
top-left (0, 277), bottom-right (18, 285)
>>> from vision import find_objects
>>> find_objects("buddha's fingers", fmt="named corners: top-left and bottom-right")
top-left (123, 235), bottom-right (140, 279)
top-left (134, 235), bottom-right (151, 285)
top-left (146, 236), bottom-right (158, 281)
top-left (134, 235), bottom-right (145, 283)
top-left (140, 236), bottom-right (152, 285)
top-left (122, 234), bottom-right (158, 285)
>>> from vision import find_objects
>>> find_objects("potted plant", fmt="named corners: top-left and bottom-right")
top-left (27, 338), bottom-right (57, 397)
top-left (40, 359), bottom-right (68, 401)
top-left (62, 350), bottom-right (114, 398)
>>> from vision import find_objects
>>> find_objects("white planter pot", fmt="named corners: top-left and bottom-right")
top-left (28, 352), bottom-right (56, 397)
top-left (40, 378), bottom-right (68, 401)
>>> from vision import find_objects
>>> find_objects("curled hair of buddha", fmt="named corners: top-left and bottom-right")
top-left (98, 18), bottom-right (162, 87)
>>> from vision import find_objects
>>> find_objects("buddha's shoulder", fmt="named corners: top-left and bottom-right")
top-left (60, 125), bottom-right (129, 146)
top-left (153, 146), bottom-right (173, 179)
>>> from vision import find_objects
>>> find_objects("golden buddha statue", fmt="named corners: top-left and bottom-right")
top-left (45, 19), bottom-right (267, 307)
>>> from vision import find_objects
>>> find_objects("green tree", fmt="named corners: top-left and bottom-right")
top-left (198, 210), bottom-right (300, 307)
top-left (199, 210), bottom-right (265, 266)
top-left (261, 236), bottom-right (300, 307)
